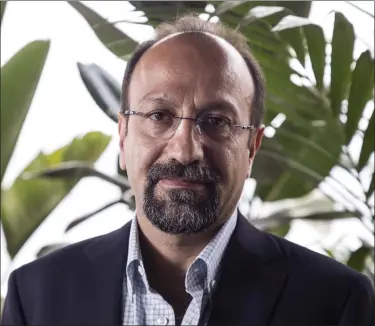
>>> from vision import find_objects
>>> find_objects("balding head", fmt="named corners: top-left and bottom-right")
top-left (121, 15), bottom-right (265, 127)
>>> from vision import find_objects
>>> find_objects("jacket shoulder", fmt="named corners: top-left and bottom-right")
top-left (14, 222), bottom-right (130, 278)
top-left (265, 230), bottom-right (372, 285)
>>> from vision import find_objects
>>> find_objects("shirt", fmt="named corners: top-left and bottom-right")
top-left (122, 210), bottom-right (238, 326)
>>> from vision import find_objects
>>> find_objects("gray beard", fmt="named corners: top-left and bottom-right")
top-left (143, 186), bottom-right (221, 234)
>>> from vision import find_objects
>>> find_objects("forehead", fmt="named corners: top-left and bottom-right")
top-left (128, 32), bottom-right (254, 114)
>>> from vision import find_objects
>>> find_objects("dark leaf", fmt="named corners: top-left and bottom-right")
top-left (275, 1), bottom-right (311, 18)
top-left (1, 40), bottom-right (50, 183)
top-left (37, 243), bottom-right (69, 258)
top-left (278, 26), bottom-right (306, 67)
top-left (65, 198), bottom-right (125, 232)
top-left (330, 12), bottom-right (355, 117)
top-left (68, 1), bottom-right (139, 59)
top-left (251, 210), bottom-right (354, 230)
top-left (255, 112), bottom-right (344, 201)
top-left (129, 1), bottom-right (208, 27)
top-left (1, 1), bottom-right (7, 27)
top-left (322, 248), bottom-right (335, 258)
top-left (304, 24), bottom-right (326, 91)
top-left (366, 172), bottom-right (374, 200)
top-left (358, 108), bottom-right (374, 172)
top-left (214, 1), bottom-right (251, 16)
top-left (1, 132), bottom-right (111, 258)
top-left (77, 62), bottom-right (121, 123)
top-left (272, 14), bottom-right (312, 32)
top-left (264, 222), bottom-right (291, 237)
top-left (22, 161), bottom-right (130, 191)
top-left (347, 245), bottom-right (372, 272)
top-left (123, 189), bottom-right (136, 211)
top-left (346, 51), bottom-right (374, 144)
top-left (238, 6), bottom-right (286, 27)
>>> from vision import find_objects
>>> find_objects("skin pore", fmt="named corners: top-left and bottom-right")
top-left (118, 32), bottom-right (264, 316)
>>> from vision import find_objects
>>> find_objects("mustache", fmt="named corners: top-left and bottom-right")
top-left (147, 161), bottom-right (221, 184)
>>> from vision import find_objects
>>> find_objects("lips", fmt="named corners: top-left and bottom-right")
top-left (159, 178), bottom-right (208, 189)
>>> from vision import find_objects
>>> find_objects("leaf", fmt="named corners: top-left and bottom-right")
top-left (239, 6), bottom-right (285, 26)
top-left (357, 108), bottom-right (375, 172)
top-left (275, 1), bottom-right (311, 18)
top-left (65, 198), bottom-right (125, 232)
top-left (271, 15), bottom-right (318, 68)
top-left (129, 1), bottom-right (208, 27)
top-left (346, 51), bottom-right (374, 144)
top-left (330, 12), bottom-right (355, 117)
top-left (264, 222), bottom-right (291, 237)
top-left (242, 20), bottom-right (290, 55)
top-left (68, 1), bottom-right (138, 60)
top-left (1, 40), bottom-right (50, 184)
top-left (270, 15), bottom-right (327, 79)
top-left (1, 132), bottom-right (111, 258)
top-left (77, 62), bottom-right (121, 123)
top-left (272, 15), bottom-right (312, 32)
top-left (0, 296), bottom-right (4, 318)
top-left (278, 26), bottom-right (306, 67)
top-left (304, 24), bottom-right (326, 90)
top-left (322, 248), bottom-right (335, 258)
top-left (37, 243), bottom-right (69, 258)
top-left (366, 172), bottom-right (374, 200)
top-left (23, 161), bottom-right (130, 191)
top-left (347, 245), bottom-right (372, 272)
top-left (252, 210), bottom-right (354, 230)
top-left (255, 111), bottom-right (344, 201)
top-left (214, 1), bottom-right (250, 16)
top-left (1, 1), bottom-right (7, 27)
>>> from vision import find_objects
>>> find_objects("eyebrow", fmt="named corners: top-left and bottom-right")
top-left (199, 99), bottom-right (241, 121)
top-left (139, 94), bottom-right (177, 107)
top-left (138, 94), bottom-right (240, 117)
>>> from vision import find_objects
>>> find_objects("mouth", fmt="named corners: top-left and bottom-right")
top-left (158, 178), bottom-right (209, 189)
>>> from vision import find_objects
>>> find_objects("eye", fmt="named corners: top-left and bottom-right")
top-left (203, 116), bottom-right (230, 127)
top-left (148, 111), bottom-right (173, 122)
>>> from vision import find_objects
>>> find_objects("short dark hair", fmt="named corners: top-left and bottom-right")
top-left (121, 14), bottom-right (266, 127)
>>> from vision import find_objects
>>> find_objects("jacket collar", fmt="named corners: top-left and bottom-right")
top-left (81, 210), bottom-right (287, 326)
top-left (207, 211), bottom-right (288, 326)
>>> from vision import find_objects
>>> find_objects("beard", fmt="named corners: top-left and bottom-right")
top-left (143, 161), bottom-right (222, 234)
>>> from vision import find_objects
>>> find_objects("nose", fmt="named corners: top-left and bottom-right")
top-left (165, 118), bottom-right (204, 165)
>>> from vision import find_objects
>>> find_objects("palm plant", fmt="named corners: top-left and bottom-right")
top-left (0, 1), bottom-right (112, 261)
top-left (26, 1), bottom-right (373, 277)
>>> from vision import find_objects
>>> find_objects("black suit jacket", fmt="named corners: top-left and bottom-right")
top-left (2, 211), bottom-right (374, 326)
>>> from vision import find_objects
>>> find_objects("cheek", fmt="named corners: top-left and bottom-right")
top-left (212, 144), bottom-right (249, 184)
top-left (124, 133), bottom-right (163, 190)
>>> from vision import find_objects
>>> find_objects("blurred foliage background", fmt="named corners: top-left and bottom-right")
top-left (1, 0), bottom-right (374, 311)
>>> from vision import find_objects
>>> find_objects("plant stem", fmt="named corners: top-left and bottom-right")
top-left (345, 1), bottom-right (374, 18)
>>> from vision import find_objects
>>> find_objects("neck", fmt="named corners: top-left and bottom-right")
top-left (135, 207), bottom-right (236, 315)
top-left (137, 214), bottom-right (220, 274)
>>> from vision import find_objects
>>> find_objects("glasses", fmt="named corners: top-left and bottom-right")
top-left (121, 110), bottom-right (257, 142)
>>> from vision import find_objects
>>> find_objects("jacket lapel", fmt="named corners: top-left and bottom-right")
top-left (208, 212), bottom-right (288, 326)
top-left (77, 221), bottom-right (132, 326)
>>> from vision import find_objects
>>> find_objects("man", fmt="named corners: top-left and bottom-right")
top-left (2, 15), bottom-right (374, 326)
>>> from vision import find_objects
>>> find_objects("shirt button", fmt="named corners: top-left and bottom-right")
top-left (156, 317), bottom-right (168, 325)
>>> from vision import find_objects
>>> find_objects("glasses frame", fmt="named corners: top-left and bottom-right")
top-left (121, 110), bottom-right (258, 133)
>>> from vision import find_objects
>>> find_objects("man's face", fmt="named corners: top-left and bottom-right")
top-left (119, 32), bottom-right (263, 234)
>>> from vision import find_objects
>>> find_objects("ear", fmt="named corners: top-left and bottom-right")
top-left (247, 127), bottom-right (264, 176)
top-left (118, 113), bottom-right (127, 170)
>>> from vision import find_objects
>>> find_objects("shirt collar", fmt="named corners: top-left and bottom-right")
top-left (126, 210), bottom-right (238, 294)
top-left (186, 210), bottom-right (237, 292)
